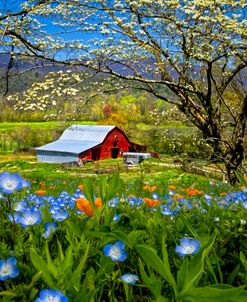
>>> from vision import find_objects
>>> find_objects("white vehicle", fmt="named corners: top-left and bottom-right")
top-left (122, 152), bottom-right (152, 166)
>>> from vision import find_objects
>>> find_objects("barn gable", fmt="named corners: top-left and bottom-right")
top-left (36, 124), bottom-right (146, 163)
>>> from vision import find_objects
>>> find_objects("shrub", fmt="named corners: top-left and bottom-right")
top-left (146, 128), bottom-right (213, 159)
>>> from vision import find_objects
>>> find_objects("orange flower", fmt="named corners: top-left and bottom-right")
top-left (220, 192), bottom-right (226, 196)
top-left (196, 190), bottom-right (203, 195)
top-left (143, 185), bottom-right (157, 192)
top-left (39, 182), bottom-right (45, 188)
top-left (143, 198), bottom-right (161, 208)
top-left (150, 186), bottom-right (157, 192)
top-left (78, 184), bottom-right (84, 191)
top-left (169, 185), bottom-right (176, 191)
top-left (76, 197), bottom-right (103, 217)
top-left (48, 186), bottom-right (56, 190)
top-left (182, 188), bottom-right (203, 196)
top-left (188, 189), bottom-right (196, 196)
top-left (244, 176), bottom-right (247, 183)
top-left (63, 181), bottom-right (67, 185)
top-left (94, 198), bottom-right (102, 208)
top-left (36, 190), bottom-right (46, 196)
top-left (76, 197), bottom-right (94, 217)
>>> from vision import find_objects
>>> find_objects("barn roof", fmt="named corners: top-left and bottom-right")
top-left (36, 124), bottom-right (117, 154)
top-left (35, 140), bottom-right (99, 154)
top-left (60, 124), bottom-right (116, 141)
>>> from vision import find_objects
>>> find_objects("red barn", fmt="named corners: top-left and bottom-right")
top-left (36, 124), bottom-right (146, 163)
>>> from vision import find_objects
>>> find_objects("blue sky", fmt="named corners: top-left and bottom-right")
top-left (0, 0), bottom-right (106, 43)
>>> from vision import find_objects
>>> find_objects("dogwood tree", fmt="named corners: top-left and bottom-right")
top-left (0, 0), bottom-right (246, 183)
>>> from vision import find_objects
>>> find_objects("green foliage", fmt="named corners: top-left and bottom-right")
top-left (0, 170), bottom-right (247, 301)
top-left (146, 127), bottom-right (213, 158)
top-left (179, 285), bottom-right (247, 302)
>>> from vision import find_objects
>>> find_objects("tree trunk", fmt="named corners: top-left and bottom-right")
top-left (224, 139), bottom-right (245, 185)
top-left (223, 96), bottom-right (247, 185)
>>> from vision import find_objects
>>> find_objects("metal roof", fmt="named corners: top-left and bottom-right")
top-left (36, 124), bottom-right (116, 154)
top-left (36, 140), bottom-right (100, 154)
top-left (60, 124), bottom-right (115, 141)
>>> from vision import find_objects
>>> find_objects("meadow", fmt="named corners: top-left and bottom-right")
top-left (0, 163), bottom-right (247, 301)
top-left (0, 122), bottom-right (247, 301)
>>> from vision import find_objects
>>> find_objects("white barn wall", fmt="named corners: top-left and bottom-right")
top-left (37, 153), bottom-right (78, 163)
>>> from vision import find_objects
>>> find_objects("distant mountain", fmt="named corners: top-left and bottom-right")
top-left (0, 54), bottom-right (74, 94)
top-left (0, 54), bottom-right (245, 95)
top-left (0, 54), bottom-right (70, 73)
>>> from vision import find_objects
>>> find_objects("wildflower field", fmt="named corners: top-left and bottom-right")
top-left (1, 171), bottom-right (247, 302)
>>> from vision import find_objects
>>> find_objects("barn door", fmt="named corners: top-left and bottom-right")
top-left (92, 147), bottom-right (101, 160)
top-left (111, 147), bottom-right (119, 158)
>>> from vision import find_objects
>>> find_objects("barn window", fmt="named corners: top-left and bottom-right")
top-left (113, 141), bottom-right (117, 147)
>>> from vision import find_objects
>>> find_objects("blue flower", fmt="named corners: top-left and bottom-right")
top-left (113, 213), bottom-right (121, 222)
top-left (43, 222), bottom-right (58, 239)
top-left (35, 289), bottom-right (68, 302)
top-left (21, 178), bottom-right (30, 189)
top-left (52, 210), bottom-right (69, 221)
top-left (152, 193), bottom-right (159, 200)
top-left (8, 213), bottom-right (20, 223)
top-left (0, 257), bottom-right (19, 281)
top-left (160, 205), bottom-right (179, 216)
top-left (121, 273), bottom-right (138, 285)
top-left (175, 238), bottom-right (200, 257)
top-left (16, 209), bottom-right (42, 228)
top-left (103, 241), bottom-right (128, 262)
top-left (242, 201), bottom-right (247, 209)
top-left (0, 172), bottom-right (23, 194)
top-left (108, 197), bottom-right (120, 207)
top-left (13, 200), bottom-right (29, 212)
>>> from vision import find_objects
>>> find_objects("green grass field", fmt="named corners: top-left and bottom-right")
top-left (0, 121), bottom-right (96, 133)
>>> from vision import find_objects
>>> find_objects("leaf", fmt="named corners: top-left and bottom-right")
top-left (162, 233), bottom-right (174, 285)
top-left (128, 230), bottom-right (146, 245)
top-left (156, 297), bottom-right (170, 302)
top-left (67, 242), bottom-right (91, 290)
top-left (179, 285), bottom-right (247, 302)
top-left (135, 244), bottom-right (177, 291)
top-left (66, 220), bottom-right (82, 239)
top-left (227, 264), bottom-right (240, 285)
top-left (177, 257), bottom-right (188, 292)
top-left (106, 172), bottom-right (121, 201)
top-left (138, 258), bottom-right (163, 299)
top-left (235, 171), bottom-right (247, 186)
top-left (0, 291), bottom-right (18, 297)
top-left (82, 267), bottom-right (96, 292)
top-left (99, 173), bottom-right (121, 204)
top-left (83, 178), bottom-right (96, 206)
top-left (30, 248), bottom-right (55, 288)
top-left (57, 239), bottom-right (65, 262)
top-left (99, 176), bottom-right (108, 204)
top-left (96, 256), bottom-right (116, 279)
top-left (109, 230), bottom-right (146, 248)
top-left (205, 256), bottom-right (219, 284)
top-left (110, 230), bottom-right (133, 248)
top-left (62, 246), bottom-right (74, 274)
top-left (181, 215), bottom-right (200, 240)
top-left (45, 241), bottom-right (59, 279)
top-left (240, 251), bottom-right (247, 272)
top-left (180, 231), bottom-right (217, 293)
